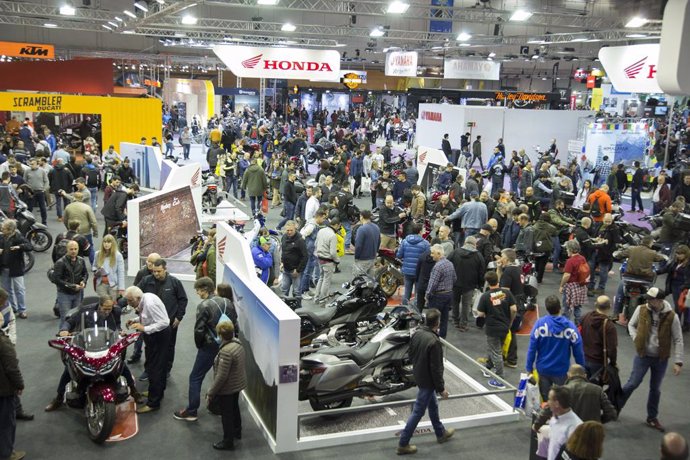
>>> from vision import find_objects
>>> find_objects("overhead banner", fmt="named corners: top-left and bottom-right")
top-left (214, 45), bottom-right (341, 82)
top-left (443, 58), bottom-right (501, 80)
top-left (385, 51), bottom-right (419, 77)
top-left (340, 70), bottom-right (367, 89)
top-left (598, 44), bottom-right (662, 94)
top-left (0, 41), bottom-right (55, 60)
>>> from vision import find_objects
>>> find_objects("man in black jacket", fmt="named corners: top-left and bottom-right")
top-left (173, 277), bottom-right (236, 422)
top-left (378, 195), bottom-right (406, 250)
top-left (588, 213), bottom-right (620, 295)
top-left (630, 160), bottom-right (644, 213)
top-left (137, 259), bottom-right (188, 376)
top-left (49, 158), bottom-right (74, 222)
top-left (117, 158), bottom-right (137, 184)
top-left (397, 309), bottom-right (454, 455)
top-left (101, 185), bottom-right (138, 237)
top-left (280, 221), bottom-right (308, 298)
top-left (53, 240), bottom-right (88, 331)
top-left (277, 171), bottom-right (298, 231)
top-left (0, 312), bottom-right (25, 460)
top-left (0, 220), bottom-right (32, 319)
top-left (448, 236), bottom-right (485, 332)
top-left (441, 133), bottom-right (452, 163)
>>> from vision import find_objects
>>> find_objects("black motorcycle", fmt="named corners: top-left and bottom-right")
top-left (0, 201), bottom-right (53, 253)
top-left (296, 275), bottom-right (388, 350)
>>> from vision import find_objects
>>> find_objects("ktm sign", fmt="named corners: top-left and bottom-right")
top-left (0, 41), bottom-right (55, 60)
top-left (598, 44), bottom-right (661, 93)
top-left (214, 45), bottom-right (340, 82)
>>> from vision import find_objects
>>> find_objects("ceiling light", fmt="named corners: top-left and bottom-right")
top-left (102, 24), bottom-right (112, 30)
top-left (487, 57), bottom-right (493, 61)
top-left (257, 0), bottom-right (279, 4)
top-left (570, 37), bottom-right (587, 42)
top-left (457, 32), bottom-right (471, 41)
top-left (115, 16), bottom-right (123, 21)
top-left (459, 43), bottom-right (471, 47)
top-left (108, 21), bottom-right (118, 27)
top-left (134, 1), bottom-right (149, 12)
top-left (59, 3), bottom-right (76, 15)
top-left (387, 1), bottom-right (410, 14)
top-left (626, 33), bottom-right (647, 38)
top-left (181, 14), bottom-right (197, 25)
top-left (527, 38), bottom-right (545, 44)
top-left (335, 43), bottom-right (347, 47)
top-left (44, 23), bottom-right (58, 28)
top-left (488, 52), bottom-right (496, 57)
top-left (625, 16), bottom-right (648, 28)
top-left (370, 27), bottom-right (385, 37)
top-left (532, 54), bottom-right (539, 59)
top-left (281, 23), bottom-right (296, 32)
top-left (123, 9), bottom-right (137, 18)
top-left (510, 10), bottom-right (532, 21)
top-left (585, 38), bottom-right (602, 42)
top-left (156, 0), bottom-right (165, 3)
top-left (122, 29), bottom-right (135, 34)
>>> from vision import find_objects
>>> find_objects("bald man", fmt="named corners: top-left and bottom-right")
top-left (661, 432), bottom-right (688, 460)
top-left (128, 252), bottom-right (162, 364)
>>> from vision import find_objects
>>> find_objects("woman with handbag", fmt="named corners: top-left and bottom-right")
top-left (206, 321), bottom-right (246, 451)
top-left (92, 234), bottom-right (125, 298)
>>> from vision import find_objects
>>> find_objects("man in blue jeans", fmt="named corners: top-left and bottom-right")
top-left (174, 278), bottom-right (235, 421)
top-left (397, 308), bottom-right (454, 455)
top-left (52, 241), bottom-right (88, 331)
top-left (276, 171), bottom-right (298, 230)
top-left (619, 287), bottom-right (684, 432)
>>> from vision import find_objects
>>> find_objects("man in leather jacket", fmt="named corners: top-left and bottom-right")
top-left (174, 278), bottom-right (236, 422)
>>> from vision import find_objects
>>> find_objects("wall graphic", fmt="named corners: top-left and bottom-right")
top-left (138, 186), bottom-right (199, 258)
top-left (584, 122), bottom-right (650, 167)
top-left (120, 142), bottom-right (163, 189)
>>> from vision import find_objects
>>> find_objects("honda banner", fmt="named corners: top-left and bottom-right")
top-left (213, 45), bottom-right (341, 82)
top-left (443, 58), bottom-right (501, 80)
top-left (385, 51), bottom-right (419, 77)
top-left (598, 44), bottom-right (662, 94)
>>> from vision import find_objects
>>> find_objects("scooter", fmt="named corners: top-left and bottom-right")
top-left (296, 275), bottom-right (388, 349)
top-left (299, 308), bottom-right (420, 411)
top-left (374, 248), bottom-right (404, 298)
top-left (201, 172), bottom-right (219, 214)
top-left (0, 201), bottom-right (53, 252)
top-left (48, 321), bottom-right (140, 443)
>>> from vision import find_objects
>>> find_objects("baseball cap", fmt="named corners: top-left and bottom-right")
top-left (645, 287), bottom-right (666, 300)
top-left (259, 237), bottom-right (269, 245)
top-left (481, 224), bottom-right (493, 232)
top-left (469, 191), bottom-right (479, 198)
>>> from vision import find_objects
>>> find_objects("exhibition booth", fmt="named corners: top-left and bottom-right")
top-left (0, 91), bottom-right (161, 150)
top-left (162, 78), bottom-right (215, 126)
top-left (415, 104), bottom-right (594, 165)
top-left (213, 221), bottom-right (519, 453)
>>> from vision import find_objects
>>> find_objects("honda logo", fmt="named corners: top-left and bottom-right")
top-left (242, 54), bottom-right (262, 69)
top-left (217, 236), bottom-right (226, 260)
top-left (191, 168), bottom-right (200, 187)
top-left (624, 56), bottom-right (646, 78)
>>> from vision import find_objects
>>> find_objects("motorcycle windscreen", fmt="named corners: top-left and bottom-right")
top-left (78, 327), bottom-right (116, 353)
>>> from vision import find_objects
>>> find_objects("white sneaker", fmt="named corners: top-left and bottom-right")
top-left (302, 293), bottom-right (313, 300)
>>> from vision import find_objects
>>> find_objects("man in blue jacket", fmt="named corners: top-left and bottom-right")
top-left (353, 210), bottom-right (380, 278)
top-left (252, 237), bottom-right (274, 284)
top-left (349, 151), bottom-right (364, 198)
top-left (525, 295), bottom-right (585, 400)
top-left (397, 223), bottom-right (431, 306)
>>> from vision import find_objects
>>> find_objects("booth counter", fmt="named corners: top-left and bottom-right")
top-left (0, 91), bottom-right (161, 150)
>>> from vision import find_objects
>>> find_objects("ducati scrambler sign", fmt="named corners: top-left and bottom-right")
top-left (0, 41), bottom-right (55, 60)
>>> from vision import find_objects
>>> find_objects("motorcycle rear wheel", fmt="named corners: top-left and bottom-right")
top-left (309, 397), bottom-right (353, 412)
top-left (377, 271), bottom-right (400, 298)
top-left (28, 228), bottom-right (53, 252)
top-left (23, 251), bottom-right (34, 274)
top-left (86, 399), bottom-right (116, 444)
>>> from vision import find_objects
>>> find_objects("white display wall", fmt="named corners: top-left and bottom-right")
top-left (416, 104), bottom-right (594, 165)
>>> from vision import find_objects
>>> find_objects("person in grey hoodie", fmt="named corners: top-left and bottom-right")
top-left (24, 158), bottom-right (49, 225)
top-left (620, 287), bottom-right (684, 432)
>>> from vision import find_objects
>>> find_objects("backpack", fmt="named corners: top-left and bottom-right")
top-left (208, 298), bottom-right (232, 345)
top-left (590, 196), bottom-right (602, 217)
top-left (576, 256), bottom-right (591, 285)
top-left (532, 225), bottom-right (553, 253)
top-left (84, 168), bottom-right (99, 187)
top-left (52, 236), bottom-right (71, 262)
top-left (0, 185), bottom-right (16, 217)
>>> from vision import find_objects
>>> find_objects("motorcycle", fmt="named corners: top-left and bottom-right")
top-left (374, 248), bottom-right (404, 298)
top-left (48, 322), bottom-right (140, 443)
top-left (108, 223), bottom-right (128, 260)
top-left (299, 308), bottom-right (420, 411)
top-left (296, 275), bottom-right (388, 349)
top-left (0, 201), bottom-right (53, 252)
top-left (519, 253), bottom-right (540, 311)
top-left (201, 172), bottom-right (219, 214)
top-left (613, 248), bottom-right (664, 323)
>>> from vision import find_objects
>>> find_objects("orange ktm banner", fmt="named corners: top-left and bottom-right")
top-left (0, 41), bottom-right (55, 59)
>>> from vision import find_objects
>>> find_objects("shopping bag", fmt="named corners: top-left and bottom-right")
top-left (349, 176), bottom-right (356, 194)
top-left (514, 372), bottom-right (529, 409)
top-left (502, 331), bottom-right (512, 359)
top-left (261, 191), bottom-right (269, 214)
top-left (471, 288), bottom-right (482, 318)
top-left (524, 381), bottom-right (541, 416)
top-left (361, 176), bottom-right (371, 193)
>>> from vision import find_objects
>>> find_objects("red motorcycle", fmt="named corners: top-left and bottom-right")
top-left (49, 325), bottom-right (140, 444)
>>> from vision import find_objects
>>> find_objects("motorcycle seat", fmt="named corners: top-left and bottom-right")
top-left (319, 341), bottom-right (380, 366)
top-left (297, 308), bottom-right (335, 327)
top-left (622, 275), bottom-right (654, 285)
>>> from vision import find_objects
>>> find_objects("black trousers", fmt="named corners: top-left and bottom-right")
top-left (218, 392), bottom-right (242, 444)
top-left (0, 395), bottom-right (16, 458)
top-left (144, 327), bottom-right (171, 408)
top-left (535, 255), bottom-right (549, 283)
top-left (167, 325), bottom-right (179, 374)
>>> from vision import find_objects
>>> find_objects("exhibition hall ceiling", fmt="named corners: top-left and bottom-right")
top-left (0, 0), bottom-right (667, 75)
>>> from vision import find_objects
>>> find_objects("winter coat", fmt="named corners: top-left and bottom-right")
top-left (241, 163), bottom-right (268, 197)
top-left (525, 314), bottom-right (585, 377)
top-left (397, 235), bottom-right (431, 277)
top-left (0, 230), bottom-right (31, 277)
top-left (194, 296), bottom-right (237, 349)
top-left (580, 310), bottom-right (618, 367)
top-left (208, 338), bottom-right (247, 397)
top-left (251, 245), bottom-right (273, 284)
top-left (48, 164), bottom-right (74, 193)
top-left (448, 246), bottom-right (485, 292)
top-left (409, 326), bottom-right (445, 393)
top-left (0, 333), bottom-right (24, 397)
top-left (501, 220), bottom-right (521, 249)
top-left (281, 232), bottom-right (308, 273)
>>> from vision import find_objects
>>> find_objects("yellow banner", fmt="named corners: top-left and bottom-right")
top-left (0, 41), bottom-right (55, 60)
top-left (591, 87), bottom-right (604, 111)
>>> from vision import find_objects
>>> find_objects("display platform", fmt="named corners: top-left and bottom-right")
top-left (201, 199), bottom-right (250, 226)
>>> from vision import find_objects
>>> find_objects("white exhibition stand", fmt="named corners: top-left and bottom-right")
top-left (214, 221), bottom-right (519, 453)
top-left (416, 104), bottom-right (594, 165)
top-left (120, 142), bottom-right (164, 190)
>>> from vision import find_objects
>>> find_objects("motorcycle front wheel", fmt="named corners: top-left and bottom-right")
top-left (23, 252), bottom-right (34, 274)
top-left (309, 397), bottom-right (353, 412)
top-left (86, 398), bottom-right (116, 444)
top-left (377, 270), bottom-right (401, 298)
top-left (28, 228), bottom-right (53, 252)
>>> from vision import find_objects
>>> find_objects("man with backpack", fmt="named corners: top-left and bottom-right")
top-left (532, 213), bottom-right (558, 283)
top-left (559, 240), bottom-right (590, 326)
top-left (173, 277), bottom-right (236, 422)
top-left (587, 184), bottom-right (612, 224)
top-left (81, 156), bottom-right (100, 212)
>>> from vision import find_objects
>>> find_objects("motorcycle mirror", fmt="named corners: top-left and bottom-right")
top-left (342, 282), bottom-right (351, 289)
